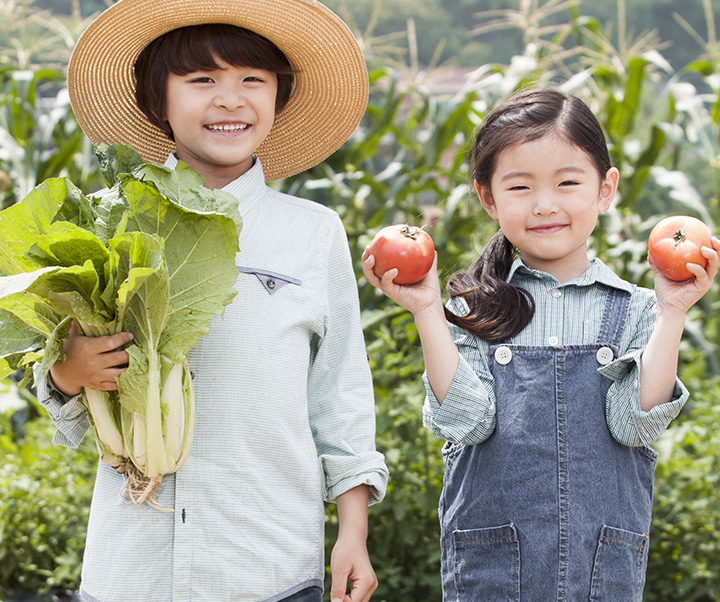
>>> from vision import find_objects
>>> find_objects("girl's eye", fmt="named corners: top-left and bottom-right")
top-left (244, 76), bottom-right (265, 83)
top-left (190, 76), bottom-right (214, 83)
top-left (559, 180), bottom-right (579, 187)
top-left (509, 185), bottom-right (529, 191)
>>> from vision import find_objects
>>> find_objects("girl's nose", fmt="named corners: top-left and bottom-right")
top-left (533, 192), bottom-right (558, 215)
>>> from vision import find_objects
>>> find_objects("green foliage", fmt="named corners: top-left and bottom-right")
top-left (0, 391), bottom-right (97, 597)
top-left (645, 374), bottom-right (720, 602)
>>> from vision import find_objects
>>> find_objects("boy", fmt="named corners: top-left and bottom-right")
top-left (38, 2), bottom-right (388, 601)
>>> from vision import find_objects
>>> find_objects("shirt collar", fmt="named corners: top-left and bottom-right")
top-left (163, 154), bottom-right (267, 214)
top-left (508, 256), bottom-right (635, 294)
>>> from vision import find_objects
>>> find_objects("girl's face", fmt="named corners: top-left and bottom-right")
top-left (164, 58), bottom-right (278, 189)
top-left (477, 134), bottom-right (619, 282)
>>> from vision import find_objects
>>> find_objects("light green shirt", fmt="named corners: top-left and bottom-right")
top-left (37, 157), bottom-right (388, 602)
top-left (423, 257), bottom-right (688, 448)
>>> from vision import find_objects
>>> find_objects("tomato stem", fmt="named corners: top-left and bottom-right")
top-left (400, 225), bottom-right (421, 240)
top-left (673, 228), bottom-right (687, 247)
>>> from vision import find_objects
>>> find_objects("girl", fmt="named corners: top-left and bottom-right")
top-left (363, 88), bottom-right (719, 600)
top-left (38, 1), bottom-right (388, 601)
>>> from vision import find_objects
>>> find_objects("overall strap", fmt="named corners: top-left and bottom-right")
top-left (595, 287), bottom-right (632, 347)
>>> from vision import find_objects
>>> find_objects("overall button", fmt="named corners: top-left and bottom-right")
top-left (596, 347), bottom-right (614, 365)
top-left (494, 346), bottom-right (513, 365)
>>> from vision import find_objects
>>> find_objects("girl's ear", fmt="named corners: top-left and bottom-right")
top-left (598, 167), bottom-right (620, 213)
top-left (475, 180), bottom-right (499, 221)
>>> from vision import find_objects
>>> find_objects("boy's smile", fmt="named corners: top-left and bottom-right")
top-left (477, 134), bottom-right (619, 282)
top-left (164, 59), bottom-right (278, 189)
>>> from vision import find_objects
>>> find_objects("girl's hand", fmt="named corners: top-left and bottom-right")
top-left (362, 248), bottom-right (443, 317)
top-left (650, 236), bottom-right (720, 315)
top-left (49, 322), bottom-right (134, 396)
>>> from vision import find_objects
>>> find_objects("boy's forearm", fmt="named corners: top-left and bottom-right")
top-left (336, 484), bottom-right (369, 541)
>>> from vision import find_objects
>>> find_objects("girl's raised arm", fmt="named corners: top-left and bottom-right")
top-left (639, 237), bottom-right (719, 410)
top-left (362, 252), bottom-right (459, 403)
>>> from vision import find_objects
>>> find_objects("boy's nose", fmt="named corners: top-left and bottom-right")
top-left (214, 87), bottom-right (246, 110)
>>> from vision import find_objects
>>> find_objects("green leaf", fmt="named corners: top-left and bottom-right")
top-left (133, 162), bottom-right (243, 235)
top-left (0, 178), bottom-right (85, 276)
top-left (121, 175), bottom-right (240, 359)
top-left (94, 142), bottom-right (145, 189)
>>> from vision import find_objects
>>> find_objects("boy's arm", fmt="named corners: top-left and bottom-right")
top-left (329, 485), bottom-right (377, 602)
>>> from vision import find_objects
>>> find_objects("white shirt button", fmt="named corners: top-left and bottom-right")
top-left (494, 346), bottom-right (513, 365)
top-left (596, 347), bottom-right (614, 365)
top-left (551, 289), bottom-right (562, 298)
top-left (548, 336), bottom-right (559, 346)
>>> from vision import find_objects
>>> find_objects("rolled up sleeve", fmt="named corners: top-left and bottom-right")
top-left (308, 216), bottom-right (388, 505)
top-left (34, 371), bottom-right (90, 448)
top-left (422, 319), bottom-right (497, 445)
top-left (600, 350), bottom-right (688, 447)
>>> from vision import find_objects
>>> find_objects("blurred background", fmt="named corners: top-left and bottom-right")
top-left (1, 0), bottom-right (719, 600)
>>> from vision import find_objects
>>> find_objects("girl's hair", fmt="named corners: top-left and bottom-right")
top-left (134, 24), bottom-right (296, 141)
top-left (445, 88), bottom-right (612, 341)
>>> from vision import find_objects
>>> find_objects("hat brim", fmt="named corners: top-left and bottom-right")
top-left (68, 0), bottom-right (369, 182)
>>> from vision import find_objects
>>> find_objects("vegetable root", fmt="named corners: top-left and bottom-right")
top-left (118, 459), bottom-right (165, 509)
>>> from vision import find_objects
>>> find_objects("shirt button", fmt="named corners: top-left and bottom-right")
top-left (548, 336), bottom-right (559, 346)
top-left (596, 347), bottom-right (614, 365)
top-left (551, 289), bottom-right (561, 299)
top-left (494, 346), bottom-right (513, 365)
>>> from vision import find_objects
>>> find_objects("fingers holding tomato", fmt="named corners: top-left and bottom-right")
top-left (648, 216), bottom-right (713, 281)
top-left (362, 225), bottom-right (442, 315)
top-left (365, 224), bottom-right (435, 285)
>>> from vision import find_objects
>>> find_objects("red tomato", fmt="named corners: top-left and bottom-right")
top-left (648, 215), bottom-right (712, 281)
top-left (367, 224), bottom-right (435, 284)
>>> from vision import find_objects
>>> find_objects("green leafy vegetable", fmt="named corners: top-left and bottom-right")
top-left (0, 144), bottom-right (242, 506)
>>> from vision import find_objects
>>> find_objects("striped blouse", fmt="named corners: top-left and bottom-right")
top-left (423, 257), bottom-right (688, 448)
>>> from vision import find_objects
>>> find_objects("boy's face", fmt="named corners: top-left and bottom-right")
top-left (164, 59), bottom-right (278, 188)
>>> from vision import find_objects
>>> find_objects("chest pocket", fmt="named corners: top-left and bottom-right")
top-left (237, 266), bottom-right (302, 295)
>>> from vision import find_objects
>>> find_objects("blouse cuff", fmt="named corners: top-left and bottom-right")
top-left (600, 349), bottom-right (688, 447)
top-left (422, 355), bottom-right (495, 445)
top-left (321, 451), bottom-right (389, 505)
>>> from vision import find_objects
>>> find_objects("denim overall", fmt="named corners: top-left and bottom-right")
top-left (439, 289), bottom-right (657, 601)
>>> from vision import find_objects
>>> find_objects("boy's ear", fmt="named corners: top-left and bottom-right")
top-left (475, 180), bottom-right (499, 221)
top-left (598, 167), bottom-right (620, 213)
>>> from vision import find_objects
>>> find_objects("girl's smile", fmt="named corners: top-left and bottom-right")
top-left (164, 59), bottom-right (278, 189)
top-left (477, 134), bottom-right (619, 282)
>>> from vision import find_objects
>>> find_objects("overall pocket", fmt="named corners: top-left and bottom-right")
top-left (454, 523), bottom-right (520, 602)
top-left (589, 525), bottom-right (649, 601)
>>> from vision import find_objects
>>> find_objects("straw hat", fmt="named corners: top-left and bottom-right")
top-left (67, 0), bottom-right (368, 181)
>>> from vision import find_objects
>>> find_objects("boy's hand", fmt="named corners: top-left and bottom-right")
top-left (49, 322), bottom-right (134, 396)
top-left (329, 534), bottom-right (378, 602)
top-left (650, 236), bottom-right (719, 315)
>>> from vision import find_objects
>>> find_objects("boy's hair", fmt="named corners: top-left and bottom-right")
top-left (134, 24), bottom-right (296, 142)
top-left (445, 88), bottom-right (611, 341)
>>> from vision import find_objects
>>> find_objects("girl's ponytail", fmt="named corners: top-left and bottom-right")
top-left (444, 231), bottom-right (534, 341)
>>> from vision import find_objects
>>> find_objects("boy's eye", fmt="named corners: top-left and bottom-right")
top-left (559, 180), bottom-right (579, 187)
top-left (508, 185), bottom-right (529, 191)
top-left (190, 76), bottom-right (215, 83)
